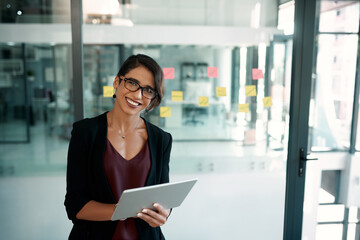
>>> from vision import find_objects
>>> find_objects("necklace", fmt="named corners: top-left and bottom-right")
top-left (109, 112), bottom-right (140, 140)
top-left (119, 133), bottom-right (126, 139)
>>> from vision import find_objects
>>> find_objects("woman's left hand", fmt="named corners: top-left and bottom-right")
top-left (137, 203), bottom-right (171, 227)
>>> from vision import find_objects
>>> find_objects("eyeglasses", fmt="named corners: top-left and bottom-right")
top-left (122, 78), bottom-right (158, 100)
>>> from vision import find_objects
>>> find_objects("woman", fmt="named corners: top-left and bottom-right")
top-left (65, 54), bottom-right (172, 240)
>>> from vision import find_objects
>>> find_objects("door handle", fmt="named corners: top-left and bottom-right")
top-left (299, 148), bottom-right (318, 177)
top-left (300, 148), bottom-right (318, 161)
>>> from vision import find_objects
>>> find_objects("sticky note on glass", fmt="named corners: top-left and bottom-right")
top-left (172, 91), bottom-right (183, 102)
top-left (263, 97), bottom-right (273, 107)
top-left (163, 68), bottom-right (175, 79)
top-left (103, 86), bottom-right (113, 97)
top-left (207, 66), bottom-right (218, 78)
top-left (198, 96), bottom-right (209, 107)
top-left (252, 68), bottom-right (264, 80)
top-left (239, 103), bottom-right (249, 113)
top-left (216, 87), bottom-right (226, 97)
top-left (160, 107), bottom-right (171, 117)
top-left (246, 85), bottom-right (257, 96)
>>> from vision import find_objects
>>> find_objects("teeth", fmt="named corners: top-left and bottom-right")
top-left (127, 98), bottom-right (139, 106)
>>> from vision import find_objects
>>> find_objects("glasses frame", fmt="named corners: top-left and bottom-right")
top-left (121, 77), bottom-right (158, 100)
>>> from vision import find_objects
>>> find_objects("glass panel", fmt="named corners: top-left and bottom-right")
top-left (0, 43), bottom-right (28, 142)
top-left (0, 1), bottom-right (70, 23)
top-left (316, 224), bottom-right (343, 240)
top-left (309, 34), bottom-right (358, 151)
top-left (83, 0), bottom-right (278, 27)
top-left (319, 1), bottom-right (359, 33)
top-left (83, 45), bottom-right (120, 117)
top-left (303, 1), bottom-right (360, 240)
top-left (82, 1), bottom-right (293, 239)
top-left (0, 44), bottom-right (73, 176)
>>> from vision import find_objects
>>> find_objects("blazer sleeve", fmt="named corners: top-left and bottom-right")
top-left (160, 132), bottom-right (172, 184)
top-left (64, 121), bottom-right (92, 221)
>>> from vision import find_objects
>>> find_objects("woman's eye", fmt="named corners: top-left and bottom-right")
top-left (144, 88), bottom-right (153, 94)
top-left (128, 80), bottom-right (138, 86)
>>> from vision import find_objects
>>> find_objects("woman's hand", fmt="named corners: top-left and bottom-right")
top-left (137, 203), bottom-right (171, 227)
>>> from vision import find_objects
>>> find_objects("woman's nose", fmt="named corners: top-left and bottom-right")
top-left (133, 88), bottom-right (143, 99)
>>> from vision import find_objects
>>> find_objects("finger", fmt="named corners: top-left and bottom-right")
top-left (152, 203), bottom-right (168, 217)
top-left (143, 208), bottom-right (167, 223)
top-left (137, 210), bottom-right (165, 227)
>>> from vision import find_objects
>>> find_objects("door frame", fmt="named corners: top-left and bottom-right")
top-left (283, 0), bottom-right (317, 238)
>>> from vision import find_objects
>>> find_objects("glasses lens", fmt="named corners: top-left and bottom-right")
top-left (124, 78), bottom-right (156, 99)
top-left (125, 79), bottom-right (139, 91)
top-left (143, 88), bottom-right (155, 99)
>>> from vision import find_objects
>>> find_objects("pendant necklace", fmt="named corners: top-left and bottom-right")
top-left (115, 118), bottom-right (140, 140)
top-left (119, 133), bottom-right (125, 139)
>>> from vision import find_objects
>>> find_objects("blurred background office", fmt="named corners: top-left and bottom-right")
top-left (0, 0), bottom-right (360, 239)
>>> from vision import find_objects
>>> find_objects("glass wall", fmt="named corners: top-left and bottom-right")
top-left (1, 0), bottom-right (359, 239)
top-left (0, 43), bottom-right (28, 143)
top-left (0, 1), bottom-right (73, 238)
top-left (0, 0), bottom-right (70, 23)
top-left (303, 1), bottom-right (360, 240)
top-left (0, 43), bottom-right (73, 176)
top-left (309, 1), bottom-right (359, 151)
top-left (82, 1), bottom-right (292, 239)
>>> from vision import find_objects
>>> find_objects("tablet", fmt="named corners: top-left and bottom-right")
top-left (111, 178), bottom-right (197, 221)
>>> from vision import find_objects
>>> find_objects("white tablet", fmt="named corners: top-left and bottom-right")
top-left (111, 178), bottom-right (197, 221)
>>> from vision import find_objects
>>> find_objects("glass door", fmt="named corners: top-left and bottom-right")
top-left (302, 1), bottom-right (360, 240)
top-left (0, 43), bottom-right (29, 143)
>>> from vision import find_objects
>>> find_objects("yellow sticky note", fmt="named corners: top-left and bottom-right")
top-left (239, 103), bottom-right (249, 113)
top-left (103, 86), bottom-right (113, 97)
top-left (172, 91), bottom-right (183, 102)
top-left (160, 107), bottom-right (171, 118)
top-left (245, 85), bottom-right (257, 97)
top-left (198, 96), bottom-right (209, 107)
top-left (263, 97), bottom-right (273, 107)
top-left (216, 87), bottom-right (226, 97)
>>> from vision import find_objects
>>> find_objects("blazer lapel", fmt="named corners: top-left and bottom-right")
top-left (144, 118), bottom-right (158, 187)
top-left (93, 112), bottom-right (116, 202)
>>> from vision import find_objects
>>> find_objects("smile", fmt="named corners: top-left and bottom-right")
top-left (126, 97), bottom-right (140, 106)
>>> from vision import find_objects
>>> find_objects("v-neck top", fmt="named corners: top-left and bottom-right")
top-left (104, 138), bottom-right (151, 240)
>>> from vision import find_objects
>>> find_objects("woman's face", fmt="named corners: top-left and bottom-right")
top-left (113, 65), bottom-right (155, 116)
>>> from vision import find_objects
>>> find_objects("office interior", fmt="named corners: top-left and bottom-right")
top-left (0, 0), bottom-right (360, 239)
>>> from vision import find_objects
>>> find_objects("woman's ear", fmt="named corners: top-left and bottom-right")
top-left (113, 76), bottom-right (121, 88)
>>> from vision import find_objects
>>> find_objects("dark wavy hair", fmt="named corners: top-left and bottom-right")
top-left (117, 54), bottom-right (164, 112)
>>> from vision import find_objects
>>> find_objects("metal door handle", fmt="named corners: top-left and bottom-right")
top-left (299, 148), bottom-right (318, 177)
top-left (300, 148), bottom-right (318, 161)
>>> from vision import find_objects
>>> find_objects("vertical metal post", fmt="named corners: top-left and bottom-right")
top-left (71, 0), bottom-right (84, 121)
top-left (349, 21), bottom-right (360, 154)
top-left (342, 207), bottom-right (349, 240)
top-left (283, 0), bottom-right (317, 239)
top-left (246, 46), bottom-right (258, 128)
top-left (22, 43), bottom-right (30, 143)
top-left (231, 47), bottom-right (240, 112)
top-left (355, 208), bottom-right (360, 240)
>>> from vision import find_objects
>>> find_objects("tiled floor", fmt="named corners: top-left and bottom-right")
top-left (0, 122), bottom-right (287, 239)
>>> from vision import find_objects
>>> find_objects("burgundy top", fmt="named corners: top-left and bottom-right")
top-left (104, 139), bottom-right (151, 240)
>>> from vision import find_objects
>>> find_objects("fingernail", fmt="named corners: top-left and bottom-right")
top-left (137, 213), bottom-right (142, 218)
top-left (153, 203), bottom-right (159, 207)
top-left (142, 209), bottom-right (147, 213)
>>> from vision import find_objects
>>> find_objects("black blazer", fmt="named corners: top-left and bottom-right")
top-left (64, 112), bottom-right (172, 240)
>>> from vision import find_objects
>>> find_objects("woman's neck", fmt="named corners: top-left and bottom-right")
top-left (107, 108), bottom-right (141, 133)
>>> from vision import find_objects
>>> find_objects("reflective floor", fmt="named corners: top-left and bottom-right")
top-left (0, 122), bottom-right (288, 240)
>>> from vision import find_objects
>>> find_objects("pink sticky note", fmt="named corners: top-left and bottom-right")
top-left (163, 68), bottom-right (175, 79)
top-left (252, 68), bottom-right (264, 80)
top-left (207, 67), bottom-right (218, 78)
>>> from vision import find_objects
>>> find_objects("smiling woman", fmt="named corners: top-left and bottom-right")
top-left (64, 54), bottom-right (172, 240)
